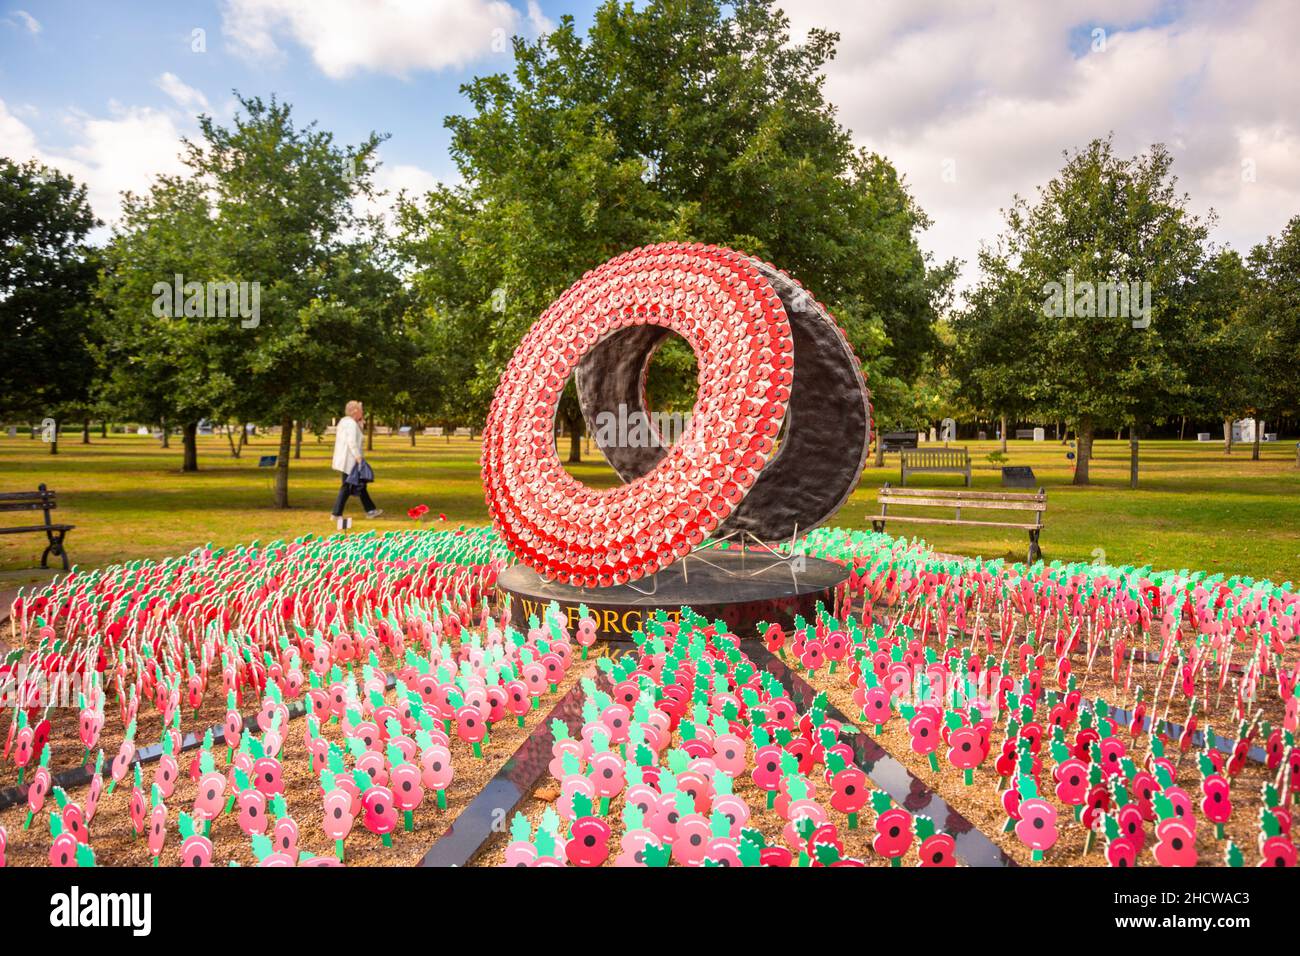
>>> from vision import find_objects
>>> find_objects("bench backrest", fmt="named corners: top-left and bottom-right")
top-left (901, 447), bottom-right (969, 467)
top-left (0, 484), bottom-right (57, 514)
top-left (878, 484), bottom-right (1046, 514)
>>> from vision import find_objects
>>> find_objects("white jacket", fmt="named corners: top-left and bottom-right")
top-left (332, 416), bottom-right (364, 475)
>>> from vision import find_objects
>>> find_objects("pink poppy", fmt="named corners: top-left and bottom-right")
top-left (712, 733), bottom-right (746, 777)
top-left (873, 807), bottom-right (912, 863)
top-left (420, 744), bottom-right (453, 808)
top-left (918, 832), bottom-right (956, 867)
top-left (1116, 803), bottom-right (1146, 851)
top-left (1015, 798), bottom-right (1058, 860)
top-left (237, 788), bottom-right (268, 836)
top-left (672, 813), bottom-right (712, 866)
top-left (614, 828), bottom-right (655, 867)
top-left (861, 686), bottom-right (892, 731)
top-left (1259, 836), bottom-right (1296, 867)
top-left (751, 744), bottom-right (784, 803)
top-left (362, 786), bottom-right (399, 846)
top-left (504, 841), bottom-right (538, 867)
top-left (1200, 775), bottom-right (1231, 836)
top-left (567, 817), bottom-right (612, 866)
top-left (253, 756), bottom-right (284, 795)
top-left (947, 726), bottom-right (984, 783)
top-left (1105, 836), bottom-right (1137, 867)
top-left (1053, 758), bottom-right (1088, 808)
top-left (705, 838), bottom-right (741, 867)
top-left (456, 704), bottom-right (487, 756)
top-left (355, 749), bottom-right (388, 788)
top-left (322, 787), bottom-right (354, 859)
top-left (24, 765), bottom-right (50, 829)
top-left (624, 783), bottom-right (659, 820)
top-left (62, 802), bottom-right (87, 844)
top-left (390, 763), bottom-right (424, 830)
top-left (829, 767), bottom-right (869, 827)
top-left (273, 815), bottom-right (299, 861)
top-left (1152, 818), bottom-right (1197, 867)
top-left (194, 771), bottom-right (226, 825)
top-left (180, 833), bottom-right (213, 867)
top-left (559, 775), bottom-right (598, 822)
top-left (589, 751), bottom-right (625, 804)
top-left (49, 832), bottom-right (79, 868)
top-left (0, 825), bottom-right (6, 867)
top-left (711, 794), bottom-right (750, 836)
top-left (148, 803), bottom-right (168, 861)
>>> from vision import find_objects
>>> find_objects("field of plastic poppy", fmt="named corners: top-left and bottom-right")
top-left (0, 529), bottom-right (594, 866)
top-left (1, 521), bottom-right (1296, 867)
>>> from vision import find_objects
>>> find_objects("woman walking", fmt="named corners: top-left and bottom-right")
top-left (331, 400), bottom-right (382, 519)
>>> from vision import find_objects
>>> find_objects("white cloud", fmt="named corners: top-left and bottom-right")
top-left (5, 8), bottom-right (41, 33)
top-left (783, 0), bottom-right (1300, 301)
top-left (362, 158), bottom-right (442, 229)
top-left (0, 98), bottom-right (189, 234)
top-left (219, 0), bottom-right (526, 78)
top-left (155, 72), bottom-right (210, 114)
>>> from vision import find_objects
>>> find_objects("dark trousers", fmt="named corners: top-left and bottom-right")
top-left (332, 477), bottom-right (376, 516)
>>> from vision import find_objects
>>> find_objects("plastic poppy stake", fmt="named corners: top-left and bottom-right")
top-left (23, 744), bottom-right (51, 829)
top-left (870, 790), bottom-right (911, 866)
top-left (1014, 776), bottom-right (1059, 863)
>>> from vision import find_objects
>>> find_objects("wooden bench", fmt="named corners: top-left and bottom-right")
top-left (900, 446), bottom-right (971, 486)
top-left (0, 484), bottom-right (74, 570)
top-left (871, 484), bottom-right (1047, 563)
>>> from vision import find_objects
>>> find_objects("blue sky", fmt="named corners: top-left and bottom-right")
top-left (3, 1), bottom-right (1298, 297)
top-left (0, 0), bottom-right (597, 189)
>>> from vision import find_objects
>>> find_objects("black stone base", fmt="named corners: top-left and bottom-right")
top-left (497, 549), bottom-right (849, 642)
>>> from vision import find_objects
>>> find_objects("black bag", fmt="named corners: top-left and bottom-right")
top-left (344, 460), bottom-right (374, 490)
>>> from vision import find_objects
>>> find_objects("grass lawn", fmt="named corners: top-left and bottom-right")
top-left (0, 431), bottom-right (1296, 585)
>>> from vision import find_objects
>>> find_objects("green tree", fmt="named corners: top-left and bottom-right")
top-left (951, 251), bottom-right (1044, 454)
top-left (0, 158), bottom-right (101, 454)
top-left (1245, 216), bottom-right (1300, 458)
top-left (1182, 248), bottom-right (1256, 453)
top-left (96, 176), bottom-right (239, 471)
top-left (97, 95), bottom-right (389, 500)
top-left (973, 138), bottom-right (1209, 485)
top-left (397, 0), bottom-right (952, 460)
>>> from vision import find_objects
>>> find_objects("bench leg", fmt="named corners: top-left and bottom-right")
top-left (1027, 530), bottom-right (1042, 565)
top-left (871, 520), bottom-right (886, 534)
top-left (42, 529), bottom-right (70, 571)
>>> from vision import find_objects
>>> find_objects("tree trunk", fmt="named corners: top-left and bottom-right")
top-left (999, 415), bottom-right (1007, 453)
top-left (240, 423), bottom-right (248, 448)
top-left (49, 430), bottom-right (58, 455)
top-left (1073, 419), bottom-right (1094, 485)
top-left (274, 416), bottom-right (292, 508)
top-left (874, 431), bottom-right (885, 468)
top-left (226, 424), bottom-right (242, 459)
top-left (1179, 416), bottom-right (1186, 441)
top-left (100, 421), bottom-right (107, 438)
top-left (294, 420), bottom-right (303, 460)
top-left (182, 421), bottom-right (199, 472)
top-left (410, 426), bottom-right (417, 447)
top-left (1252, 418), bottom-right (1262, 461)
top-left (1223, 416), bottom-right (1233, 454)
top-left (1129, 429), bottom-right (1139, 489)
top-left (82, 419), bottom-right (91, 444)
top-left (160, 418), bottom-right (170, 449)
top-left (367, 415), bottom-right (374, 452)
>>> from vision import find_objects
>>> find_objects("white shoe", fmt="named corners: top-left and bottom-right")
top-left (366, 509), bottom-right (383, 518)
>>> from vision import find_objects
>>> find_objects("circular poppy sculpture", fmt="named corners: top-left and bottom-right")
top-left (482, 242), bottom-right (871, 588)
